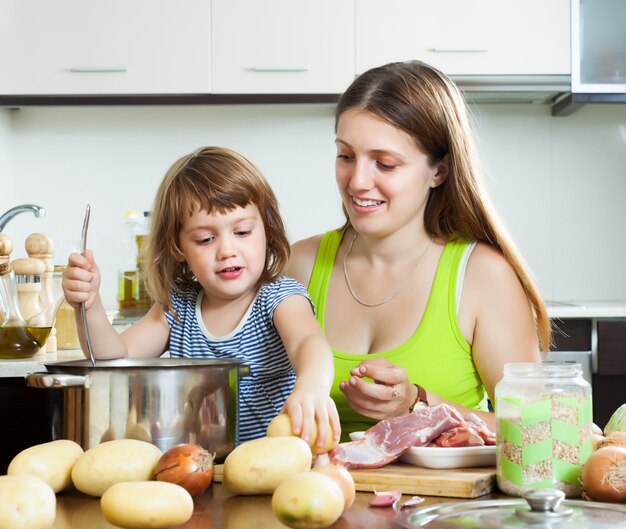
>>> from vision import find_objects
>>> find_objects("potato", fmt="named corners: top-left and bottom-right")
top-left (8, 439), bottom-right (84, 493)
top-left (223, 436), bottom-right (312, 495)
top-left (272, 471), bottom-right (345, 529)
top-left (267, 414), bottom-right (339, 455)
top-left (71, 439), bottom-right (162, 497)
top-left (101, 481), bottom-right (193, 529)
top-left (0, 474), bottom-right (56, 529)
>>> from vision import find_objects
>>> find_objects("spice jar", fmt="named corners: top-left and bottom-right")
top-left (495, 362), bottom-right (592, 498)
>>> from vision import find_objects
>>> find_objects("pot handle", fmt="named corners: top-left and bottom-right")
top-left (25, 372), bottom-right (94, 389)
top-left (239, 364), bottom-right (251, 377)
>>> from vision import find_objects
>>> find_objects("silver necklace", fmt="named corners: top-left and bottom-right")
top-left (342, 232), bottom-right (434, 308)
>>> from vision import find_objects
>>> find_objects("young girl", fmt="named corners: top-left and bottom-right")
top-left (62, 146), bottom-right (339, 446)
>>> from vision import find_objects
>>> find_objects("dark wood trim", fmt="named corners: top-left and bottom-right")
top-left (597, 320), bottom-right (626, 375)
top-left (0, 93), bottom-right (341, 107)
top-left (550, 318), bottom-right (592, 351)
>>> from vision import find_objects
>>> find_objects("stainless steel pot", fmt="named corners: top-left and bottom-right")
top-left (25, 358), bottom-right (250, 462)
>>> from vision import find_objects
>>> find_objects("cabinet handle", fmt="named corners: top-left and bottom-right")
top-left (70, 67), bottom-right (128, 73)
top-left (249, 66), bottom-right (309, 73)
top-left (429, 48), bottom-right (489, 53)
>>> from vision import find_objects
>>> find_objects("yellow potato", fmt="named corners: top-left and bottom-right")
top-left (266, 414), bottom-right (339, 455)
top-left (8, 439), bottom-right (84, 493)
top-left (0, 474), bottom-right (56, 529)
top-left (71, 439), bottom-right (162, 497)
top-left (223, 436), bottom-right (312, 495)
top-left (272, 471), bottom-right (345, 529)
top-left (100, 481), bottom-right (193, 529)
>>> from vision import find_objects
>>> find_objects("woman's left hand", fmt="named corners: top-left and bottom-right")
top-left (339, 357), bottom-right (416, 420)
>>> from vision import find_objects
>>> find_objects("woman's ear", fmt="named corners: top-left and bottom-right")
top-left (431, 154), bottom-right (449, 188)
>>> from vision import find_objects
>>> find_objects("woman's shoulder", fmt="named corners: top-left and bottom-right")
top-left (286, 233), bottom-right (325, 286)
top-left (463, 242), bottom-right (524, 299)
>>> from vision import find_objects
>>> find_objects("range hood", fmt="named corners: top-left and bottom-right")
top-left (451, 75), bottom-right (571, 104)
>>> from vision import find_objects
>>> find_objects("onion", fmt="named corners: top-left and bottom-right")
top-left (155, 444), bottom-right (214, 497)
top-left (313, 464), bottom-right (356, 511)
top-left (581, 445), bottom-right (626, 503)
top-left (597, 431), bottom-right (626, 450)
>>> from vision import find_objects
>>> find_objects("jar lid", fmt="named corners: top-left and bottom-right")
top-left (398, 489), bottom-right (626, 529)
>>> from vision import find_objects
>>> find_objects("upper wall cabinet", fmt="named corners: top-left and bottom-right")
top-left (211, 0), bottom-right (355, 94)
top-left (356, 0), bottom-right (570, 76)
top-left (0, 0), bottom-right (211, 94)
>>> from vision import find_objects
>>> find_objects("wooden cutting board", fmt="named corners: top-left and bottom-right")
top-left (213, 463), bottom-right (496, 499)
top-left (349, 463), bottom-right (496, 498)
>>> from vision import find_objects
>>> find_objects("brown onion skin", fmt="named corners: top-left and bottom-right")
top-left (597, 431), bottom-right (626, 450)
top-left (313, 464), bottom-right (356, 511)
top-left (581, 445), bottom-right (626, 503)
top-left (155, 444), bottom-right (214, 497)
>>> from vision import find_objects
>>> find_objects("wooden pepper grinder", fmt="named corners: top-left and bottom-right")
top-left (25, 233), bottom-right (57, 353)
top-left (12, 257), bottom-right (46, 355)
top-left (0, 234), bottom-right (13, 322)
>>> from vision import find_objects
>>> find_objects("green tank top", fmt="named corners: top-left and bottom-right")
top-left (309, 230), bottom-right (489, 438)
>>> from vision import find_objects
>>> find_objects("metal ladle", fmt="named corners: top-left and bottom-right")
top-left (80, 204), bottom-right (96, 366)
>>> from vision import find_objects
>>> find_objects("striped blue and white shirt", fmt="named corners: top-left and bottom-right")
top-left (165, 276), bottom-right (313, 443)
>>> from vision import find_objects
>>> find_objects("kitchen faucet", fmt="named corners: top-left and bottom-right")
top-left (0, 204), bottom-right (46, 232)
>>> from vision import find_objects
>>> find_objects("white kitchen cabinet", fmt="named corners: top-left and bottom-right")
top-left (0, 0), bottom-right (211, 94)
top-left (356, 0), bottom-right (570, 76)
top-left (211, 0), bottom-right (355, 94)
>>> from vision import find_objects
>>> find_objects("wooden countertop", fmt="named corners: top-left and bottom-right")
top-left (51, 483), bottom-right (505, 529)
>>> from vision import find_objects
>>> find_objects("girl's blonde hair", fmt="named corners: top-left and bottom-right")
top-left (336, 61), bottom-right (551, 352)
top-left (143, 146), bottom-right (290, 313)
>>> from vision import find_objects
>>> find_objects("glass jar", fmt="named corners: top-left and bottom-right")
top-left (495, 362), bottom-right (592, 498)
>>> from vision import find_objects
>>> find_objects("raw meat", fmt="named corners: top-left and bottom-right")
top-left (429, 424), bottom-right (485, 447)
top-left (327, 403), bottom-right (464, 469)
top-left (464, 412), bottom-right (497, 445)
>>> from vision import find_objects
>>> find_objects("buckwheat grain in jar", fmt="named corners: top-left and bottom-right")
top-left (495, 362), bottom-right (592, 498)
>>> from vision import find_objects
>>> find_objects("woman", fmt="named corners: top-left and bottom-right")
top-left (287, 61), bottom-right (549, 436)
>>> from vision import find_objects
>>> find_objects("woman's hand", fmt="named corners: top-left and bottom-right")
top-left (282, 388), bottom-right (341, 450)
top-left (61, 249), bottom-right (101, 310)
top-left (339, 357), bottom-right (417, 420)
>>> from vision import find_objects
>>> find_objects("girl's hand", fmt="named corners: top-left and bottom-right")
top-left (282, 388), bottom-right (341, 450)
top-left (61, 250), bottom-right (101, 311)
top-left (339, 357), bottom-right (416, 420)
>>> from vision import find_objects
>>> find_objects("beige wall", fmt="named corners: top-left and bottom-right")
top-left (1, 103), bottom-right (625, 309)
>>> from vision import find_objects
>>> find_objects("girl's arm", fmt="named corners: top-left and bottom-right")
top-left (63, 250), bottom-right (169, 360)
top-left (273, 294), bottom-right (340, 449)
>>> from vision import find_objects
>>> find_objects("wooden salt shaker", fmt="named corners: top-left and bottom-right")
top-left (25, 233), bottom-right (57, 352)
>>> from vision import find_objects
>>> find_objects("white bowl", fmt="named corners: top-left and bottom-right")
top-left (348, 431), bottom-right (496, 469)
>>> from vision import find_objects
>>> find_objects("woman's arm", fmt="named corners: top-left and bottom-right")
top-left (460, 243), bottom-right (542, 421)
top-left (273, 294), bottom-right (340, 448)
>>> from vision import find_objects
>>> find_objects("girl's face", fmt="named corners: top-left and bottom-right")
top-left (335, 108), bottom-right (445, 238)
top-left (178, 203), bottom-right (267, 304)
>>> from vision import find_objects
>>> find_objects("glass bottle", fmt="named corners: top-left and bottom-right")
top-left (0, 261), bottom-right (47, 359)
top-left (117, 211), bottom-right (151, 318)
top-left (495, 362), bottom-right (592, 498)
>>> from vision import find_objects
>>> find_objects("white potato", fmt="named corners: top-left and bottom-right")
top-left (0, 474), bottom-right (56, 529)
top-left (8, 439), bottom-right (84, 493)
top-left (272, 471), bottom-right (344, 529)
top-left (266, 413), bottom-right (339, 455)
top-left (101, 481), bottom-right (194, 529)
top-left (223, 436), bottom-right (312, 495)
top-left (71, 439), bottom-right (162, 497)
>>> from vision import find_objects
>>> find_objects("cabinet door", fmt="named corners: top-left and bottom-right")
top-left (0, 0), bottom-right (211, 94)
top-left (211, 0), bottom-right (355, 93)
top-left (356, 0), bottom-right (570, 76)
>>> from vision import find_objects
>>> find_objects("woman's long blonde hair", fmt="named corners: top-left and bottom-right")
top-left (335, 61), bottom-right (550, 352)
top-left (143, 146), bottom-right (290, 314)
